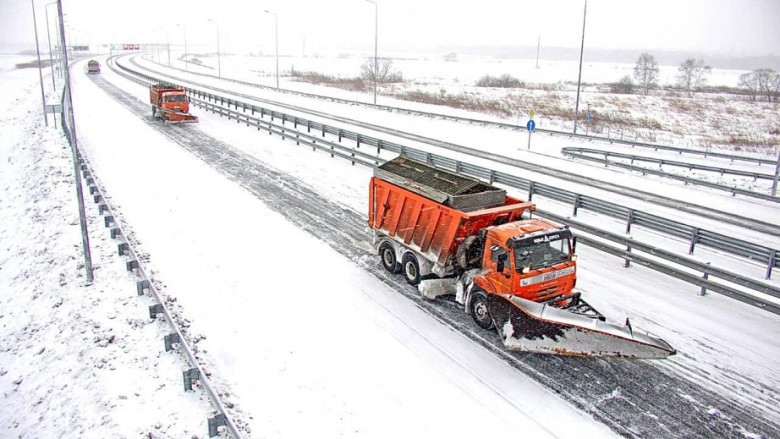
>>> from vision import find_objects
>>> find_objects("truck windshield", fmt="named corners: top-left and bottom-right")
top-left (165, 95), bottom-right (187, 103)
top-left (514, 235), bottom-right (571, 271)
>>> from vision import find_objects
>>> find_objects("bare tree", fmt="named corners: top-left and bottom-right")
top-left (755, 68), bottom-right (780, 103)
top-left (677, 58), bottom-right (711, 97)
top-left (361, 57), bottom-right (393, 83)
top-left (633, 53), bottom-right (659, 95)
top-left (738, 71), bottom-right (760, 101)
top-left (739, 69), bottom-right (780, 102)
top-left (610, 75), bottom-right (635, 94)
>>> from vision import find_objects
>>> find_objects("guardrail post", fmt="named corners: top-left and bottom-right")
top-left (624, 245), bottom-right (631, 267)
top-left (322, 125), bottom-right (325, 137)
top-left (489, 170), bottom-right (496, 185)
top-left (208, 413), bottom-right (227, 438)
top-left (164, 333), bottom-right (180, 352)
top-left (183, 368), bottom-right (200, 392)
top-left (307, 120), bottom-right (311, 133)
top-left (625, 209), bottom-right (634, 233)
top-left (137, 280), bottom-right (150, 296)
top-left (572, 194), bottom-right (581, 216)
top-left (700, 263), bottom-right (710, 295)
top-left (689, 228), bottom-right (699, 254)
top-left (338, 129), bottom-right (342, 142)
top-left (149, 303), bottom-right (164, 319)
top-left (527, 181), bottom-right (534, 200)
top-left (766, 251), bottom-right (776, 279)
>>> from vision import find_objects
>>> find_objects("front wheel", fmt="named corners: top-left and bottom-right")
top-left (401, 253), bottom-right (421, 286)
top-left (470, 291), bottom-right (495, 330)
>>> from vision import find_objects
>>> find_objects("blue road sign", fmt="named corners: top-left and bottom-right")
top-left (586, 112), bottom-right (591, 122)
top-left (527, 119), bottom-right (536, 132)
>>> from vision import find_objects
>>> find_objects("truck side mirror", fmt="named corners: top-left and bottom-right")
top-left (496, 253), bottom-right (508, 273)
top-left (572, 236), bottom-right (577, 254)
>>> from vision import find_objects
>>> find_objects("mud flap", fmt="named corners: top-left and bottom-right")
top-left (487, 294), bottom-right (675, 359)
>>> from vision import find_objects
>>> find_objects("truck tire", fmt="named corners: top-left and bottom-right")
top-left (470, 291), bottom-right (495, 330)
top-left (401, 253), bottom-right (421, 286)
top-left (456, 235), bottom-right (481, 270)
top-left (379, 242), bottom-right (400, 273)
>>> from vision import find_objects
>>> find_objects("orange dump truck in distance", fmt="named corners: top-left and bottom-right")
top-left (149, 84), bottom-right (198, 124)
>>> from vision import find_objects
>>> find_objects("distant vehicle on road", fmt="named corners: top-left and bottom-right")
top-left (87, 60), bottom-right (100, 74)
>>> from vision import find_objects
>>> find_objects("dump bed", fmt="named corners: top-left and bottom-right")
top-left (369, 157), bottom-right (535, 266)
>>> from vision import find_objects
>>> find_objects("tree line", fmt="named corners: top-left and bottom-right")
top-left (614, 53), bottom-right (780, 102)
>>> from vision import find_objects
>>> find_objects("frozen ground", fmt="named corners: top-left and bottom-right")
top-left (2, 52), bottom-right (779, 438)
top-left (150, 50), bottom-right (779, 154)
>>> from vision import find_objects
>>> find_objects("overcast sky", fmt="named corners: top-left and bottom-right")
top-left (2, 0), bottom-right (778, 58)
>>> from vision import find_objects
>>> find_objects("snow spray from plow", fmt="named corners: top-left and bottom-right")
top-left (371, 156), bottom-right (675, 360)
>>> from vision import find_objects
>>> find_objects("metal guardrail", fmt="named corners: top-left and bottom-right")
top-left (537, 210), bottom-right (780, 308)
top-left (140, 54), bottom-right (779, 167)
top-left (112, 57), bottom-right (780, 280)
top-left (107, 56), bottom-right (780, 314)
top-left (67, 63), bottom-right (244, 439)
top-left (562, 147), bottom-right (780, 202)
top-left (564, 147), bottom-right (776, 181)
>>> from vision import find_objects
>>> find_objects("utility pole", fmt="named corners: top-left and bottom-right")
top-left (772, 149), bottom-right (780, 197)
top-left (573, 0), bottom-right (587, 134)
top-left (365, 0), bottom-right (378, 104)
top-left (535, 35), bottom-right (540, 69)
top-left (30, 0), bottom-right (48, 126)
top-left (264, 10), bottom-right (279, 89)
top-left (45, 2), bottom-right (57, 90)
top-left (57, 0), bottom-right (94, 284)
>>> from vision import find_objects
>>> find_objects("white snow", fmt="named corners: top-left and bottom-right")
top-left (3, 47), bottom-right (779, 439)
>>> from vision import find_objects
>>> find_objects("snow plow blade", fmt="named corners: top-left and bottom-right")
top-left (164, 111), bottom-right (198, 124)
top-left (487, 293), bottom-right (675, 359)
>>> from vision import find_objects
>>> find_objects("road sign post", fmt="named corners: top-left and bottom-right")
top-left (526, 119), bottom-right (536, 149)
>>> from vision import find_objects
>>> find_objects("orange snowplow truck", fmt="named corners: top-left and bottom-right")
top-left (369, 156), bottom-right (675, 359)
top-left (150, 84), bottom-right (198, 123)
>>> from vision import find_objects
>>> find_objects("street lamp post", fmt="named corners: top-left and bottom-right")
top-left (364, 0), bottom-right (378, 104)
top-left (264, 10), bottom-right (278, 89)
top-left (56, 0), bottom-right (94, 284)
top-left (30, 0), bottom-right (48, 126)
top-left (177, 23), bottom-right (188, 71)
top-left (45, 2), bottom-right (58, 90)
top-left (208, 19), bottom-right (221, 77)
top-left (573, 0), bottom-right (587, 134)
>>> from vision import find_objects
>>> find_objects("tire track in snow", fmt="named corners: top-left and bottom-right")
top-left (85, 73), bottom-right (780, 439)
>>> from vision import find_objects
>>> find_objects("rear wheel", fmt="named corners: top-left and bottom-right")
top-left (401, 253), bottom-right (421, 286)
top-left (470, 291), bottom-right (494, 330)
top-left (379, 242), bottom-right (399, 273)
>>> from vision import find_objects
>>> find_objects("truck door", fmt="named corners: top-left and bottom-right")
top-left (484, 243), bottom-right (513, 294)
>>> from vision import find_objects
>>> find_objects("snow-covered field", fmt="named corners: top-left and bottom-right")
top-left (2, 52), bottom-right (780, 439)
top-left (151, 50), bottom-right (780, 154)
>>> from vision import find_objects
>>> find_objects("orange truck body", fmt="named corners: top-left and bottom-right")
top-left (149, 84), bottom-right (198, 123)
top-left (369, 156), bottom-right (676, 359)
top-left (368, 157), bottom-right (576, 303)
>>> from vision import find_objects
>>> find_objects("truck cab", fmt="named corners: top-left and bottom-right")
top-left (158, 90), bottom-right (189, 114)
top-left (482, 220), bottom-right (575, 302)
